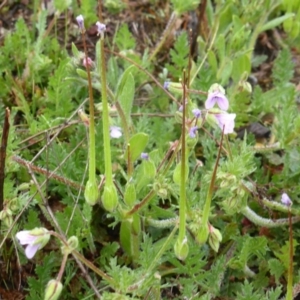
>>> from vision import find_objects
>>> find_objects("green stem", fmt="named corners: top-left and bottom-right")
top-left (99, 36), bottom-right (113, 186)
top-left (190, 19), bottom-right (219, 86)
top-left (50, 231), bottom-right (115, 286)
top-left (178, 86), bottom-right (187, 242)
top-left (240, 206), bottom-right (300, 228)
top-left (286, 208), bottom-right (293, 300)
top-left (147, 225), bottom-right (178, 273)
top-left (81, 32), bottom-right (96, 182)
top-left (202, 132), bottom-right (224, 224)
top-left (126, 189), bottom-right (156, 216)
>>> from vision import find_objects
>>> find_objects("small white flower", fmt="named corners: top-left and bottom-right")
top-left (110, 126), bottom-right (122, 139)
top-left (16, 228), bottom-right (50, 259)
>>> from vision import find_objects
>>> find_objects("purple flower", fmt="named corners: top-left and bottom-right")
top-left (215, 113), bottom-right (236, 134)
top-left (16, 228), bottom-right (50, 259)
top-left (163, 81), bottom-right (170, 90)
top-left (96, 21), bottom-right (106, 37)
top-left (141, 152), bottom-right (149, 160)
top-left (110, 126), bottom-right (122, 138)
top-left (281, 193), bottom-right (292, 206)
top-left (76, 15), bottom-right (85, 32)
top-left (178, 100), bottom-right (188, 112)
top-left (205, 91), bottom-right (229, 111)
top-left (189, 126), bottom-right (198, 138)
top-left (192, 108), bottom-right (201, 119)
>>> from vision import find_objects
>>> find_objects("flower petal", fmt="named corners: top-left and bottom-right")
top-left (110, 126), bottom-right (122, 139)
top-left (192, 108), bottom-right (201, 119)
top-left (215, 113), bottom-right (236, 134)
top-left (25, 243), bottom-right (40, 259)
top-left (16, 231), bottom-right (36, 245)
top-left (189, 126), bottom-right (198, 138)
top-left (281, 193), bottom-right (292, 206)
top-left (205, 94), bottom-right (217, 109)
top-left (215, 93), bottom-right (229, 110)
top-left (205, 91), bottom-right (229, 111)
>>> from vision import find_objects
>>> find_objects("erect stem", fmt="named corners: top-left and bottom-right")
top-left (178, 71), bottom-right (187, 242)
top-left (99, 33), bottom-right (113, 186)
top-left (81, 29), bottom-right (97, 183)
top-left (202, 130), bottom-right (224, 224)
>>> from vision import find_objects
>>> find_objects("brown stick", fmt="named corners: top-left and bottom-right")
top-left (0, 108), bottom-right (10, 211)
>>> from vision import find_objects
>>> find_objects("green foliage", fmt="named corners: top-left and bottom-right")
top-left (104, 0), bottom-right (126, 14)
top-left (26, 252), bottom-right (60, 300)
top-left (2, 1), bottom-right (300, 299)
top-left (115, 24), bottom-right (136, 51)
top-left (171, 0), bottom-right (200, 14)
top-left (165, 32), bottom-right (189, 79)
top-left (80, 0), bottom-right (98, 26)
top-left (272, 48), bottom-right (294, 85)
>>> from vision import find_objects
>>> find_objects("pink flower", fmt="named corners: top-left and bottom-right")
top-left (215, 113), bottom-right (236, 134)
top-left (110, 126), bottom-right (122, 138)
top-left (205, 91), bottom-right (229, 111)
top-left (16, 228), bottom-right (50, 259)
top-left (83, 57), bottom-right (94, 69)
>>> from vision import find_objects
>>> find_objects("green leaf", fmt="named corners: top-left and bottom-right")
top-left (232, 54), bottom-right (251, 82)
top-left (260, 13), bottom-right (295, 32)
top-left (117, 69), bottom-right (135, 126)
top-left (207, 50), bottom-right (218, 74)
top-left (217, 57), bottom-right (232, 85)
top-left (124, 132), bottom-right (149, 162)
top-left (268, 258), bottom-right (285, 284)
top-left (215, 34), bottom-right (226, 65)
top-left (115, 23), bottom-right (136, 50)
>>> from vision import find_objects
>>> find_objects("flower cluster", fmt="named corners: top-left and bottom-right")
top-left (205, 84), bottom-right (236, 135)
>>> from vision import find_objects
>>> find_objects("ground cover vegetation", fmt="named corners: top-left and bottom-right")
top-left (1, 0), bottom-right (300, 299)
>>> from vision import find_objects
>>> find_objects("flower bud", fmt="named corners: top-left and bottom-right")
top-left (8, 197), bottom-right (19, 212)
top-left (164, 81), bottom-right (183, 97)
top-left (124, 182), bottom-right (136, 207)
top-left (195, 223), bottom-right (209, 245)
top-left (174, 237), bottom-right (189, 261)
top-left (208, 226), bottom-right (222, 252)
top-left (0, 209), bottom-right (13, 227)
top-left (61, 236), bottom-right (79, 255)
top-left (78, 109), bottom-right (90, 127)
top-left (102, 184), bottom-right (118, 212)
top-left (238, 80), bottom-right (252, 94)
top-left (18, 182), bottom-right (32, 191)
top-left (44, 279), bottom-right (63, 300)
top-left (84, 179), bottom-right (99, 206)
top-left (76, 15), bottom-right (85, 32)
top-left (208, 83), bottom-right (225, 95)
